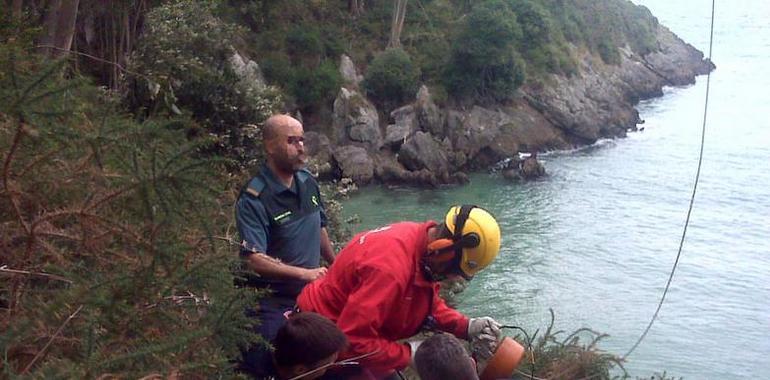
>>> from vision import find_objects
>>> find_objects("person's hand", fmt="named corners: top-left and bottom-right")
top-left (468, 317), bottom-right (501, 340)
top-left (468, 317), bottom-right (502, 361)
top-left (470, 332), bottom-right (498, 361)
top-left (301, 267), bottom-right (327, 281)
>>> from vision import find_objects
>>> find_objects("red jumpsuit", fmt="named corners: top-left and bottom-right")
top-left (297, 221), bottom-right (469, 375)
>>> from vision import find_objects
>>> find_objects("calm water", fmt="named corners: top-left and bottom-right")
top-left (341, 1), bottom-right (770, 378)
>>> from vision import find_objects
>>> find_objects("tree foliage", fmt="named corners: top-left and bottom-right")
top-left (0, 38), bottom-right (258, 377)
top-left (362, 48), bottom-right (421, 111)
top-left (126, 0), bottom-right (281, 169)
top-left (445, 0), bottom-right (526, 101)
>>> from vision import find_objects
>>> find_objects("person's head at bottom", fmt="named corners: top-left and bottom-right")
top-left (414, 334), bottom-right (479, 380)
top-left (273, 312), bottom-right (348, 379)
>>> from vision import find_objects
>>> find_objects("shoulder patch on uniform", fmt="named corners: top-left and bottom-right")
top-left (244, 177), bottom-right (265, 197)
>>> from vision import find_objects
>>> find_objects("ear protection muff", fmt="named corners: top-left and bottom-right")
top-left (427, 239), bottom-right (456, 263)
top-left (427, 238), bottom-right (454, 252)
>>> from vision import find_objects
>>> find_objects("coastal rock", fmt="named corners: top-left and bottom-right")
top-left (446, 106), bottom-right (512, 169)
top-left (398, 131), bottom-right (451, 183)
top-left (521, 157), bottom-right (546, 179)
top-left (339, 54), bottom-right (363, 89)
top-left (384, 105), bottom-right (417, 148)
top-left (304, 131), bottom-right (334, 179)
top-left (415, 85), bottom-right (444, 137)
top-left (374, 153), bottom-right (440, 187)
top-left (437, 104), bottom-right (568, 170)
top-left (304, 131), bottom-right (332, 163)
top-left (228, 51), bottom-right (266, 91)
top-left (502, 155), bottom-right (546, 181)
top-left (373, 151), bottom-right (468, 187)
top-left (642, 26), bottom-right (715, 86)
top-left (332, 145), bottom-right (374, 184)
top-left (522, 23), bottom-right (714, 144)
top-left (333, 88), bottom-right (382, 149)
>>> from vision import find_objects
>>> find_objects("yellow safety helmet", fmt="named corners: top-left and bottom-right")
top-left (444, 205), bottom-right (501, 278)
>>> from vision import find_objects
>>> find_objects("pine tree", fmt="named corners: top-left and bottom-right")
top-left (1, 29), bottom-right (259, 378)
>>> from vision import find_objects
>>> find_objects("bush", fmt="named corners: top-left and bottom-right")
top-left (445, 0), bottom-right (526, 101)
top-left (508, 0), bottom-right (555, 51)
top-left (261, 51), bottom-right (293, 86)
top-left (598, 37), bottom-right (621, 65)
top-left (289, 59), bottom-right (342, 112)
top-left (286, 25), bottom-right (324, 59)
top-left (363, 48), bottom-right (421, 110)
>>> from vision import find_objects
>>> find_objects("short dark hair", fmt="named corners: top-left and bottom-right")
top-left (274, 312), bottom-right (348, 368)
top-left (437, 222), bottom-right (453, 239)
top-left (414, 334), bottom-right (478, 380)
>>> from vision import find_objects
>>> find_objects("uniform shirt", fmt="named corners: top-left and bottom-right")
top-left (235, 164), bottom-right (327, 298)
top-left (297, 221), bottom-right (469, 375)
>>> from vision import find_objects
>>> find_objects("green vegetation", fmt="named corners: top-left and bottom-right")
top-left (0, 39), bottom-right (262, 377)
top-left (363, 48), bottom-right (421, 111)
top-left (445, 0), bottom-right (526, 102)
top-left (126, 0), bottom-right (281, 168)
top-left (224, 0), bottom-right (660, 109)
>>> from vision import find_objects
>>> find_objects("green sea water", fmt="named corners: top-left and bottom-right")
top-left (341, 1), bottom-right (770, 378)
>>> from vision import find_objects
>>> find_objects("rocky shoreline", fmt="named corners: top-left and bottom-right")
top-left (300, 24), bottom-right (714, 187)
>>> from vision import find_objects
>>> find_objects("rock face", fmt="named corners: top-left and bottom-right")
top-left (304, 131), bottom-right (334, 179)
top-left (305, 23), bottom-right (713, 187)
top-left (415, 85), bottom-right (443, 136)
top-left (384, 105), bottom-right (417, 148)
top-left (229, 51), bottom-right (266, 91)
top-left (523, 25), bottom-right (714, 144)
top-left (333, 88), bottom-right (381, 149)
top-left (398, 132), bottom-right (451, 183)
top-left (339, 54), bottom-right (363, 89)
top-left (332, 145), bottom-right (374, 184)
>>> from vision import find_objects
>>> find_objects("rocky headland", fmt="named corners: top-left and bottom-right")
top-left (299, 24), bottom-right (713, 187)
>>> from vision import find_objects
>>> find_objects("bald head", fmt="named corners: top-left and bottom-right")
top-left (262, 114), bottom-right (307, 177)
top-left (263, 114), bottom-right (302, 143)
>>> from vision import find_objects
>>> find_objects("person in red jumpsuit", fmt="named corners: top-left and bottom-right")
top-left (297, 205), bottom-right (503, 379)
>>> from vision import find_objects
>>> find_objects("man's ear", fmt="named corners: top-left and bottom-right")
top-left (264, 138), bottom-right (276, 154)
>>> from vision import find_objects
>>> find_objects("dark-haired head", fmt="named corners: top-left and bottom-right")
top-left (273, 312), bottom-right (348, 379)
top-left (414, 334), bottom-right (478, 380)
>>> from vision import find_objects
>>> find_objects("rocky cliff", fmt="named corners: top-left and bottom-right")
top-left (304, 24), bottom-right (714, 187)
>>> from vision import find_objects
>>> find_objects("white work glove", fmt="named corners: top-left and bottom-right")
top-left (407, 339), bottom-right (424, 362)
top-left (468, 317), bottom-right (502, 361)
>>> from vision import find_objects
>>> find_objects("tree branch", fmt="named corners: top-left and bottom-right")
top-left (0, 265), bottom-right (73, 284)
top-left (21, 304), bottom-right (84, 374)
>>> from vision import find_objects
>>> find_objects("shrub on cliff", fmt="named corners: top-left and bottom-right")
top-left (445, 0), bottom-right (526, 101)
top-left (289, 59), bottom-right (342, 113)
top-left (363, 48), bottom-right (421, 111)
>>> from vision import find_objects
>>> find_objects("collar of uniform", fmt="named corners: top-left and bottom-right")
top-left (413, 220), bottom-right (438, 288)
top-left (260, 163), bottom-right (298, 195)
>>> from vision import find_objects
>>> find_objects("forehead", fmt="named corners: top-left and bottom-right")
top-left (274, 120), bottom-right (304, 136)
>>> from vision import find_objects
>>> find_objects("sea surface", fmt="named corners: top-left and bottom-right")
top-left (341, 1), bottom-right (770, 378)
